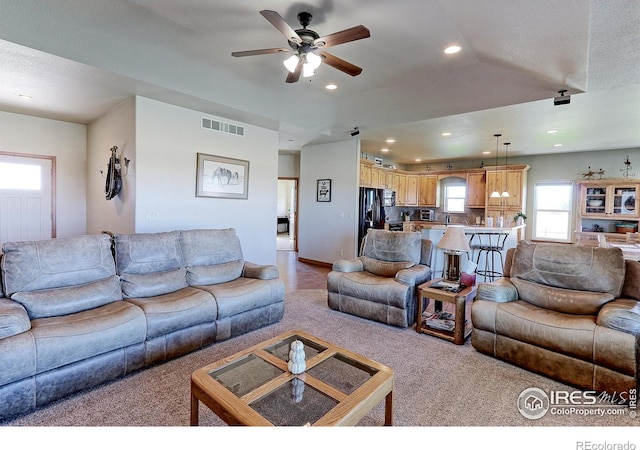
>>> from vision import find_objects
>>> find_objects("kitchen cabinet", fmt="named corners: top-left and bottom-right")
top-left (486, 169), bottom-right (524, 209)
top-left (360, 163), bottom-right (372, 187)
top-left (485, 166), bottom-right (528, 223)
top-left (466, 172), bottom-right (486, 208)
top-left (575, 179), bottom-right (639, 245)
top-left (394, 173), bottom-right (407, 206)
top-left (406, 175), bottom-right (419, 205)
top-left (418, 175), bottom-right (438, 207)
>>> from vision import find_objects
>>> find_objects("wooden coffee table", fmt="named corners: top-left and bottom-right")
top-left (190, 329), bottom-right (394, 426)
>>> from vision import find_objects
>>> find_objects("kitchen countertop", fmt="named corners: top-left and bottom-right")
top-left (410, 221), bottom-right (526, 232)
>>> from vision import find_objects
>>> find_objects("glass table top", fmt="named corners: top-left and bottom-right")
top-left (206, 333), bottom-right (381, 425)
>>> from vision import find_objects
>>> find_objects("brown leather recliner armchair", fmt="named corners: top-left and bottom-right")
top-left (472, 241), bottom-right (640, 395)
top-left (327, 229), bottom-right (433, 328)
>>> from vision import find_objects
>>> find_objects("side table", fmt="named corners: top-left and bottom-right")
top-left (416, 279), bottom-right (477, 345)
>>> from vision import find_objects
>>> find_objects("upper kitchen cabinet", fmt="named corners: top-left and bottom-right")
top-left (405, 175), bottom-right (419, 206)
top-left (360, 162), bottom-right (372, 187)
top-left (466, 171), bottom-right (486, 208)
top-left (486, 165), bottom-right (529, 211)
top-left (418, 174), bottom-right (438, 207)
top-left (394, 173), bottom-right (407, 206)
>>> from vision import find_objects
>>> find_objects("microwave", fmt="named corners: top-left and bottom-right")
top-left (420, 209), bottom-right (435, 221)
top-left (383, 189), bottom-right (396, 207)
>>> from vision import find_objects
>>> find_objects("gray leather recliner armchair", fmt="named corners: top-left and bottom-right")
top-left (327, 229), bottom-right (433, 327)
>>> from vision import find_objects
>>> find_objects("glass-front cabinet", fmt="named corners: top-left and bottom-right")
top-left (575, 180), bottom-right (639, 246)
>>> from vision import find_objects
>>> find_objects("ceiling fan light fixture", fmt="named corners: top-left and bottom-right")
top-left (302, 63), bottom-right (315, 77)
top-left (306, 52), bottom-right (322, 70)
top-left (283, 54), bottom-right (299, 73)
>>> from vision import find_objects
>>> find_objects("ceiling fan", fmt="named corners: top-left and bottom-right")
top-left (231, 10), bottom-right (370, 83)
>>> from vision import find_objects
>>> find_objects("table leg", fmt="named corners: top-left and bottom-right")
top-left (190, 392), bottom-right (199, 426)
top-left (384, 390), bottom-right (393, 426)
top-left (453, 295), bottom-right (465, 345)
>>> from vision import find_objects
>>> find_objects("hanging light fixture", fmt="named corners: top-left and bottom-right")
top-left (490, 133), bottom-right (502, 198)
top-left (283, 54), bottom-right (299, 73)
top-left (501, 142), bottom-right (510, 198)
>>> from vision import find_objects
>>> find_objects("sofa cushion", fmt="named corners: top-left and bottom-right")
top-left (124, 287), bottom-right (216, 339)
top-left (30, 301), bottom-right (147, 373)
top-left (11, 275), bottom-right (123, 319)
top-left (510, 242), bottom-right (625, 297)
top-left (361, 229), bottom-right (422, 264)
top-left (180, 229), bottom-right (244, 285)
top-left (326, 271), bottom-right (413, 311)
top-left (621, 260), bottom-right (640, 301)
top-left (114, 231), bottom-right (183, 275)
top-left (494, 300), bottom-right (597, 363)
top-left (186, 261), bottom-right (244, 286)
top-left (511, 278), bottom-right (615, 316)
top-left (0, 298), bottom-right (31, 339)
top-left (196, 277), bottom-right (284, 319)
top-left (1, 234), bottom-right (116, 297)
top-left (361, 256), bottom-right (414, 277)
top-left (120, 268), bottom-right (188, 299)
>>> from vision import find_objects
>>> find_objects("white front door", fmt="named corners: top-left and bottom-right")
top-left (0, 154), bottom-right (54, 249)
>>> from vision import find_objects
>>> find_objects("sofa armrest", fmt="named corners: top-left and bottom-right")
top-left (476, 278), bottom-right (518, 303)
top-left (597, 298), bottom-right (640, 336)
top-left (331, 258), bottom-right (364, 273)
top-left (0, 298), bottom-right (31, 339)
top-left (242, 261), bottom-right (280, 280)
top-left (396, 265), bottom-right (431, 286)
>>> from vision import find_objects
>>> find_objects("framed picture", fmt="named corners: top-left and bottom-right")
top-left (195, 153), bottom-right (249, 199)
top-left (317, 179), bottom-right (331, 202)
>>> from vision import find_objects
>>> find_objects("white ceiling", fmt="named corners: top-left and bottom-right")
top-left (0, 0), bottom-right (639, 165)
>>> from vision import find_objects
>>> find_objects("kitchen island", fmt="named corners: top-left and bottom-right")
top-left (417, 223), bottom-right (526, 280)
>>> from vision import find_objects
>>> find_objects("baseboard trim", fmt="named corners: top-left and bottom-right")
top-left (297, 257), bottom-right (332, 268)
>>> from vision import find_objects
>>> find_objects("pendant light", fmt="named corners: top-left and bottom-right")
top-left (501, 142), bottom-right (510, 198)
top-left (490, 133), bottom-right (502, 198)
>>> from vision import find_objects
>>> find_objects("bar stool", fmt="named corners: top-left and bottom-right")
top-left (472, 232), bottom-right (509, 282)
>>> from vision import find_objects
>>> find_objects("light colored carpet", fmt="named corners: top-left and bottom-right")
top-left (3, 289), bottom-right (637, 430)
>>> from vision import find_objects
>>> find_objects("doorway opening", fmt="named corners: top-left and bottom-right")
top-left (277, 178), bottom-right (298, 252)
top-left (0, 152), bottom-right (56, 249)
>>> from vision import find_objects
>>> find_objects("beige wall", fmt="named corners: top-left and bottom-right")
top-left (0, 111), bottom-right (86, 238)
top-left (86, 98), bottom-right (136, 235)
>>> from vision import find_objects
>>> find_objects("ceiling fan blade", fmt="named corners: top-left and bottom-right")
top-left (285, 59), bottom-right (303, 83)
top-left (231, 48), bottom-right (290, 57)
top-left (231, 47), bottom-right (291, 57)
top-left (260, 10), bottom-right (302, 44)
top-left (320, 51), bottom-right (363, 77)
top-left (315, 25), bottom-right (370, 48)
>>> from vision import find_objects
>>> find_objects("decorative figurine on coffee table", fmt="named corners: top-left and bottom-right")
top-left (288, 340), bottom-right (306, 374)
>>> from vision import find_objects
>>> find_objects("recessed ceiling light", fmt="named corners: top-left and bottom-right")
top-left (444, 45), bottom-right (461, 55)
top-left (415, 159), bottom-right (422, 162)
top-left (381, 148), bottom-right (389, 153)
top-left (386, 138), bottom-right (395, 143)
top-left (325, 84), bottom-right (337, 90)
top-left (441, 132), bottom-right (452, 136)
top-left (546, 129), bottom-right (558, 134)
top-left (482, 151), bottom-right (491, 155)
top-left (553, 143), bottom-right (563, 147)
top-left (18, 94), bottom-right (32, 100)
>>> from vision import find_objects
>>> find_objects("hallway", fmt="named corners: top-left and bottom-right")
top-left (275, 250), bottom-right (330, 292)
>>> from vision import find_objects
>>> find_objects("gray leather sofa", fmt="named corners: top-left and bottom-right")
top-left (0, 228), bottom-right (284, 421)
top-left (327, 229), bottom-right (433, 328)
top-left (472, 241), bottom-right (640, 395)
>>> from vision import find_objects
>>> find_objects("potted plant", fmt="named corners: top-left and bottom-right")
top-left (513, 212), bottom-right (527, 225)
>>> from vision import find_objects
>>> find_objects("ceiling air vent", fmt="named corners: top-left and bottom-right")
top-left (201, 117), bottom-right (245, 136)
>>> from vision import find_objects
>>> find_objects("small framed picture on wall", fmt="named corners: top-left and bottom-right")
top-left (317, 179), bottom-right (331, 202)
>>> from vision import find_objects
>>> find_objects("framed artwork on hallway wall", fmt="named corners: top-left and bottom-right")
top-left (195, 153), bottom-right (249, 199)
top-left (317, 179), bottom-right (331, 202)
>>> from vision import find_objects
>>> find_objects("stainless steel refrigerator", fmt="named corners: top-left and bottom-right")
top-left (358, 187), bottom-right (388, 251)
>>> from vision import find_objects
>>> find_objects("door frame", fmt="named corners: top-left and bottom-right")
top-left (278, 177), bottom-right (299, 253)
top-left (0, 151), bottom-right (57, 239)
